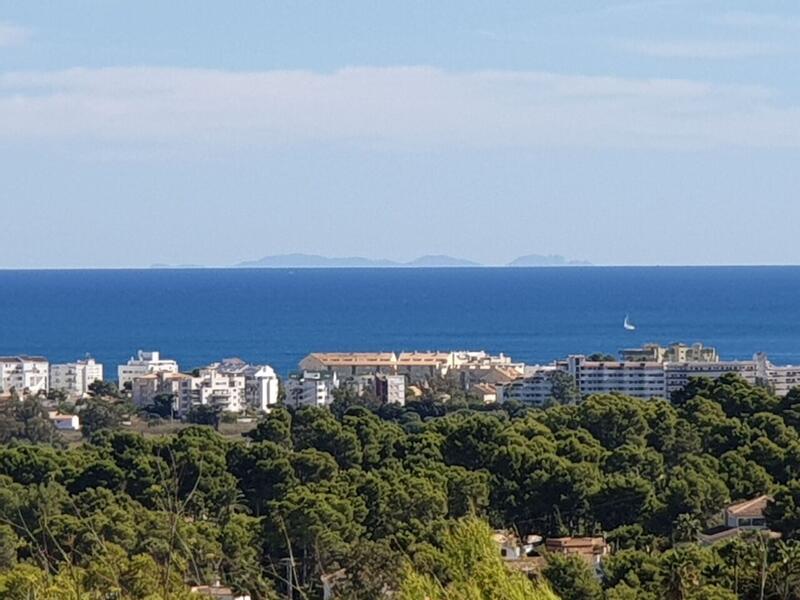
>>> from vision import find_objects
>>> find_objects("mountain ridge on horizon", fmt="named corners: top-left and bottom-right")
top-left (231, 252), bottom-right (591, 268)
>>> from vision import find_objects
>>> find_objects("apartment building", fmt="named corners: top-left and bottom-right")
top-left (118, 350), bottom-right (179, 387)
top-left (286, 371), bottom-right (339, 408)
top-left (561, 355), bottom-right (667, 399)
top-left (755, 353), bottom-right (800, 396)
top-left (299, 350), bottom-right (523, 383)
top-left (0, 356), bottom-right (49, 396)
top-left (209, 358), bottom-right (280, 412)
top-left (132, 371), bottom-right (191, 409)
top-left (177, 368), bottom-right (246, 415)
top-left (374, 374), bottom-right (406, 405)
top-left (500, 354), bottom-right (768, 404)
top-left (664, 361), bottom-right (757, 396)
top-left (299, 353), bottom-right (398, 379)
top-left (621, 342), bottom-right (719, 363)
top-left (496, 367), bottom-right (557, 406)
top-left (50, 358), bottom-right (103, 397)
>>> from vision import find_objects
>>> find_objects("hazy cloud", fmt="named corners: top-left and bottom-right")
top-left (0, 66), bottom-right (798, 151)
top-left (0, 22), bottom-right (30, 47)
top-left (715, 11), bottom-right (800, 31)
top-left (617, 39), bottom-right (783, 59)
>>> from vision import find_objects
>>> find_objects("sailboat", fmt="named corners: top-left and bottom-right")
top-left (623, 315), bottom-right (636, 331)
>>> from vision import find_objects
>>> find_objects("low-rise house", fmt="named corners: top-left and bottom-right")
top-left (50, 358), bottom-right (103, 397)
top-left (726, 495), bottom-right (770, 529)
top-left (492, 530), bottom-right (540, 560)
top-left (470, 382), bottom-right (497, 403)
top-left (545, 537), bottom-right (610, 570)
top-left (407, 385), bottom-right (423, 398)
top-left (0, 356), bottom-right (49, 396)
top-left (190, 583), bottom-right (250, 600)
top-left (48, 412), bottom-right (80, 431)
top-left (492, 530), bottom-right (545, 575)
top-left (699, 496), bottom-right (779, 545)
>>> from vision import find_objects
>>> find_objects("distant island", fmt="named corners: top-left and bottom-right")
top-left (233, 253), bottom-right (590, 268)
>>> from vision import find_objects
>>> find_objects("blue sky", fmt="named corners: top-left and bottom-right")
top-left (1, 0), bottom-right (799, 267)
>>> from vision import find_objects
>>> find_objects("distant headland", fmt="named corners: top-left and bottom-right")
top-left (152, 252), bottom-right (592, 269)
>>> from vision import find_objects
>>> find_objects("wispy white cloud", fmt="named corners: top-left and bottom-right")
top-left (0, 22), bottom-right (30, 47)
top-left (617, 39), bottom-right (784, 59)
top-left (715, 11), bottom-right (800, 31)
top-left (0, 66), bottom-right (797, 151)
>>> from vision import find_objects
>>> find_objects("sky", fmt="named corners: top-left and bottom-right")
top-left (1, 1), bottom-right (799, 268)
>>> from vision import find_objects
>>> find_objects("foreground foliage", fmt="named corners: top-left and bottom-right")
top-left (3, 374), bottom-right (800, 597)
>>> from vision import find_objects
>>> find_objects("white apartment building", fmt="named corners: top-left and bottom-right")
top-left (0, 356), bottom-right (49, 396)
top-left (50, 358), bottom-right (103, 397)
top-left (286, 371), bottom-right (339, 408)
top-left (562, 355), bottom-right (667, 400)
top-left (132, 371), bottom-right (191, 409)
top-left (299, 350), bottom-right (524, 383)
top-left (664, 361), bottom-right (758, 396)
top-left (299, 353), bottom-right (398, 379)
top-left (211, 358), bottom-right (280, 412)
top-left (375, 374), bottom-right (406, 405)
top-left (118, 350), bottom-right (179, 388)
top-left (177, 368), bottom-right (246, 416)
top-left (341, 373), bottom-right (407, 405)
top-left (621, 342), bottom-right (719, 363)
top-left (449, 351), bottom-right (526, 375)
top-left (496, 367), bottom-right (557, 406)
top-left (755, 353), bottom-right (800, 397)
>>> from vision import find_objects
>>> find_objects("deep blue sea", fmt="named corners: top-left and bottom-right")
top-left (1, 267), bottom-right (799, 376)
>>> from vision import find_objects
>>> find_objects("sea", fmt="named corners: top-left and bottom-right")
top-left (1, 267), bottom-right (799, 376)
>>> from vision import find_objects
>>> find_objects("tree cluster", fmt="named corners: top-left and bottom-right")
top-left (2, 374), bottom-right (800, 598)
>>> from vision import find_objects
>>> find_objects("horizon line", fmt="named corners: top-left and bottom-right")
top-left (3, 263), bottom-right (800, 271)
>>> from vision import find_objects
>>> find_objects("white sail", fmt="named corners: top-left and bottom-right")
top-left (624, 315), bottom-right (636, 331)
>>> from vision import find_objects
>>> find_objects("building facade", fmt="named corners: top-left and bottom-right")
top-left (177, 368), bottom-right (246, 415)
top-left (499, 354), bottom-right (772, 403)
top-left (374, 374), bottom-right (406, 405)
top-left (286, 371), bottom-right (338, 408)
top-left (0, 356), bottom-right (49, 396)
top-left (118, 350), bottom-right (179, 388)
top-left (299, 350), bottom-right (524, 383)
top-left (561, 355), bottom-right (666, 400)
top-left (621, 342), bottom-right (719, 363)
top-left (496, 367), bottom-right (557, 406)
top-left (664, 361), bottom-right (757, 396)
top-left (50, 358), bottom-right (103, 397)
top-left (211, 358), bottom-right (281, 412)
top-left (131, 371), bottom-right (190, 409)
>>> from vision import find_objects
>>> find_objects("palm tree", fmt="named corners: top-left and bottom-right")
top-left (674, 513), bottom-right (702, 544)
top-left (661, 548), bottom-right (702, 600)
top-left (769, 540), bottom-right (800, 600)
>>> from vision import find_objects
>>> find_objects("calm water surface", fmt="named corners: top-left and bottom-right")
top-left (1, 267), bottom-right (798, 375)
